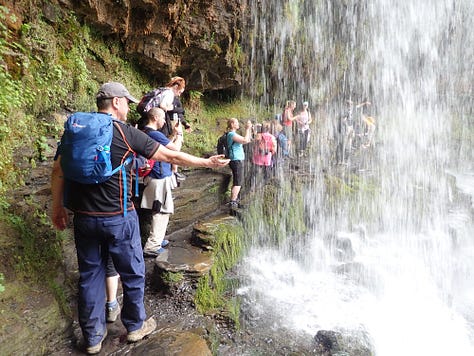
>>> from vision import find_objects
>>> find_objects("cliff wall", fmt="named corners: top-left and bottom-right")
top-left (2, 0), bottom-right (244, 91)
top-left (66, 0), bottom-right (243, 90)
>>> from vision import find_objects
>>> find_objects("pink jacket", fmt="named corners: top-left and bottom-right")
top-left (252, 133), bottom-right (275, 166)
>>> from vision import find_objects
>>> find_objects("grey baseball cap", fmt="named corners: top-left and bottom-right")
top-left (96, 82), bottom-right (139, 103)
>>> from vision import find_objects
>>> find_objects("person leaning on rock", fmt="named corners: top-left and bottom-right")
top-left (50, 82), bottom-right (229, 355)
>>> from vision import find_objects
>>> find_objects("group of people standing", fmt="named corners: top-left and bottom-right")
top-left (225, 99), bottom-right (313, 208)
top-left (51, 81), bottom-right (228, 354)
top-left (281, 100), bottom-right (313, 155)
top-left (50, 79), bottom-right (318, 353)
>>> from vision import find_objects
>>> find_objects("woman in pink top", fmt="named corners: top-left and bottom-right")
top-left (281, 100), bottom-right (296, 150)
top-left (251, 124), bottom-right (276, 183)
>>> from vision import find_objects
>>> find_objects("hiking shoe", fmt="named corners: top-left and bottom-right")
top-left (174, 172), bottom-right (186, 182)
top-left (106, 302), bottom-right (120, 323)
top-left (143, 247), bottom-right (166, 257)
top-left (161, 239), bottom-right (169, 248)
top-left (127, 317), bottom-right (157, 343)
top-left (85, 329), bottom-right (107, 355)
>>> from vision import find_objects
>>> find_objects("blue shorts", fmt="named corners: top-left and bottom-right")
top-left (73, 210), bottom-right (146, 346)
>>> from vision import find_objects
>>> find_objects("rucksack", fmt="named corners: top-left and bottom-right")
top-left (217, 132), bottom-right (231, 158)
top-left (59, 112), bottom-right (137, 215)
top-left (137, 127), bottom-right (156, 177)
top-left (137, 87), bottom-right (167, 115)
top-left (255, 133), bottom-right (275, 156)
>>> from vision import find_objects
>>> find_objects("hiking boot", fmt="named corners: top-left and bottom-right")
top-left (127, 317), bottom-right (157, 343)
top-left (143, 247), bottom-right (166, 257)
top-left (85, 329), bottom-right (107, 355)
top-left (161, 239), bottom-right (169, 248)
top-left (106, 302), bottom-right (120, 323)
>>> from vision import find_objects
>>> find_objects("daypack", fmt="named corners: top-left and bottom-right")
top-left (137, 87), bottom-right (167, 115)
top-left (256, 133), bottom-right (275, 155)
top-left (217, 132), bottom-right (231, 158)
top-left (59, 112), bottom-right (137, 215)
top-left (137, 127), bottom-right (156, 177)
top-left (137, 158), bottom-right (155, 177)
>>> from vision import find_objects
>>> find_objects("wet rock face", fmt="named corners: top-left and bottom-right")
top-left (313, 329), bottom-right (374, 356)
top-left (66, 0), bottom-right (243, 91)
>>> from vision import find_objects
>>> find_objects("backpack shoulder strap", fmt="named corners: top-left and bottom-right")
top-left (112, 121), bottom-right (138, 215)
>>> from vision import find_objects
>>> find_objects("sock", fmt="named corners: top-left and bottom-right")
top-left (106, 299), bottom-right (118, 309)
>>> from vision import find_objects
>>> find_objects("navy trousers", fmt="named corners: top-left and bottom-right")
top-left (73, 210), bottom-right (146, 346)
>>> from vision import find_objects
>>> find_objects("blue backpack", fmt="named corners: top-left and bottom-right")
top-left (59, 112), bottom-right (137, 215)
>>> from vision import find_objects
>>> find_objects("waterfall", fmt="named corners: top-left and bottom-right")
top-left (238, 0), bottom-right (474, 355)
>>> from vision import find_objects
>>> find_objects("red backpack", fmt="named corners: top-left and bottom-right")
top-left (137, 127), bottom-right (156, 177)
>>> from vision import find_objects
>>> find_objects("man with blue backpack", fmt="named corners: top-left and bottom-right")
top-left (51, 82), bottom-right (229, 354)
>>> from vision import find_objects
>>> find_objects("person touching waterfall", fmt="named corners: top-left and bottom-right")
top-left (226, 118), bottom-right (253, 209)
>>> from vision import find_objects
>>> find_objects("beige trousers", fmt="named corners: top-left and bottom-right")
top-left (143, 212), bottom-right (170, 252)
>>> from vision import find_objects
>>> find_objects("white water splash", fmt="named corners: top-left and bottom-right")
top-left (240, 0), bottom-right (474, 354)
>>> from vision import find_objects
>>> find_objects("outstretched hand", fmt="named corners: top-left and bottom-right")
top-left (208, 155), bottom-right (230, 168)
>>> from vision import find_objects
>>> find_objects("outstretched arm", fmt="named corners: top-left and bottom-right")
top-left (151, 145), bottom-right (229, 168)
top-left (231, 120), bottom-right (253, 144)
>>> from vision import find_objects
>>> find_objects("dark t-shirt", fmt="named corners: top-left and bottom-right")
top-left (60, 120), bottom-right (160, 216)
top-left (146, 129), bottom-right (172, 179)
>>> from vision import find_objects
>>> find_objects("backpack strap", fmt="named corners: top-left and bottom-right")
top-left (112, 121), bottom-right (137, 216)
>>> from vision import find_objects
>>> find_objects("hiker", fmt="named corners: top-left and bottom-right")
top-left (336, 100), bottom-right (355, 164)
top-left (295, 101), bottom-right (312, 154)
top-left (360, 115), bottom-right (376, 148)
top-left (50, 82), bottom-right (229, 354)
top-left (226, 118), bottom-right (253, 209)
top-left (274, 121), bottom-right (289, 163)
top-left (251, 123), bottom-right (276, 185)
top-left (170, 95), bottom-right (191, 132)
top-left (158, 76), bottom-right (188, 182)
top-left (281, 100), bottom-right (297, 151)
top-left (140, 107), bottom-right (183, 256)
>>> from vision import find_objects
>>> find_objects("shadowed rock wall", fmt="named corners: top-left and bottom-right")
top-left (63, 0), bottom-right (243, 91)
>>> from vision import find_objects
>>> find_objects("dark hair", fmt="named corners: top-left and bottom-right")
top-left (96, 97), bottom-right (113, 110)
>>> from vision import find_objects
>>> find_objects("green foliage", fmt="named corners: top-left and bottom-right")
top-left (194, 221), bottom-right (245, 326)
top-left (34, 135), bottom-right (49, 161)
top-left (162, 271), bottom-right (184, 284)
